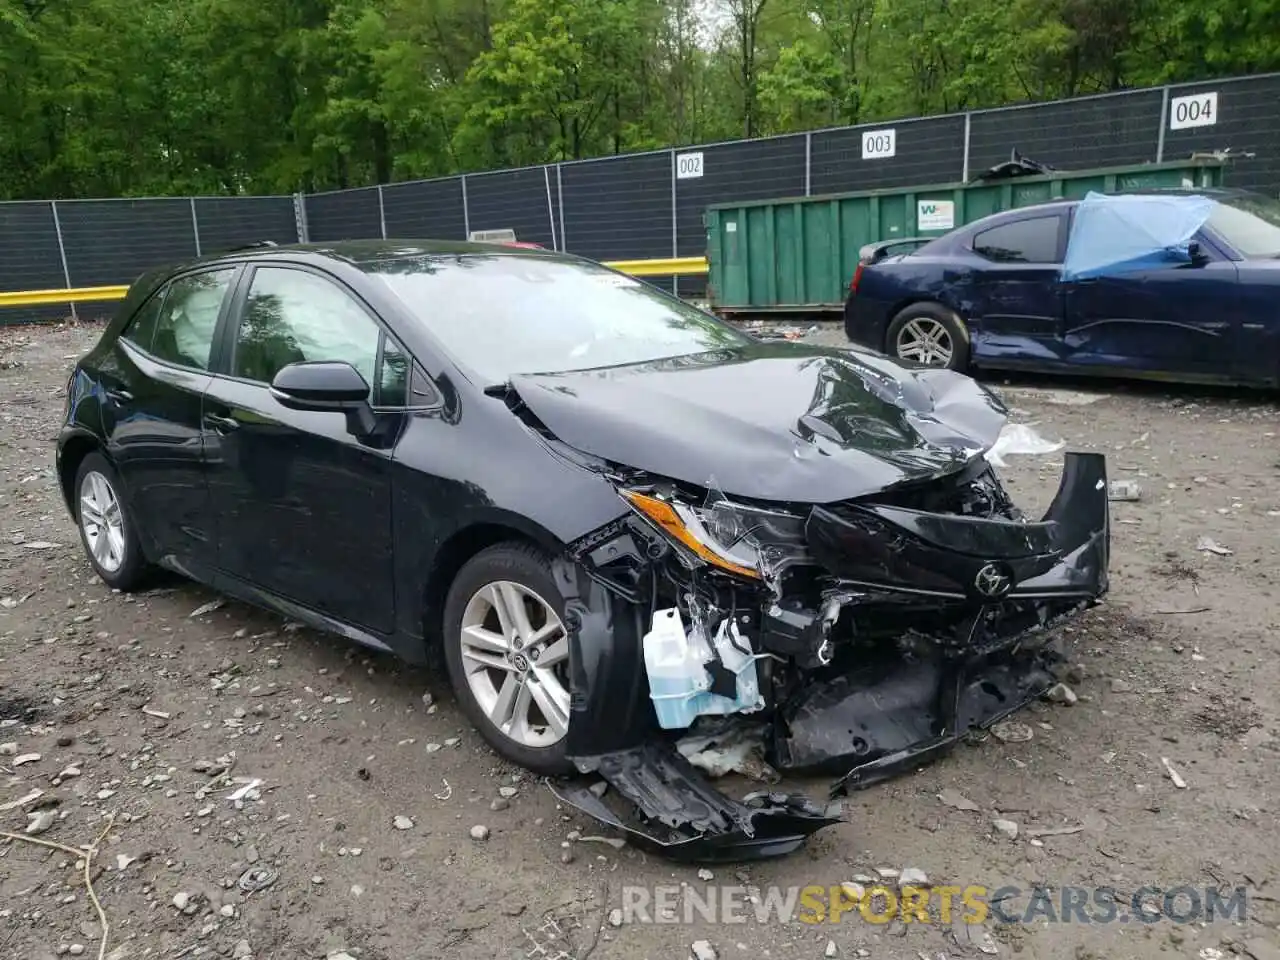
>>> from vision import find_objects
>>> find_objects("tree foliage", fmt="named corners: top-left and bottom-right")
top-left (0, 0), bottom-right (1275, 199)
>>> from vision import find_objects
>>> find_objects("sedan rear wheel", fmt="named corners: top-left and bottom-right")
top-left (896, 317), bottom-right (954, 366)
top-left (74, 452), bottom-right (149, 591)
top-left (443, 544), bottom-right (575, 775)
top-left (886, 303), bottom-right (970, 372)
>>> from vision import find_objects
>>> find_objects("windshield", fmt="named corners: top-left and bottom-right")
top-left (1206, 194), bottom-right (1280, 257)
top-left (370, 253), bottom-right (750, 381)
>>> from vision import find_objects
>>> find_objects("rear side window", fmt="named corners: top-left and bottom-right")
top-left (972, 216), bottom-right (1062, 264)
top-left (124, 269), bottom-right (235, 370)
top-left (123, 292), bottom-right (166, 353)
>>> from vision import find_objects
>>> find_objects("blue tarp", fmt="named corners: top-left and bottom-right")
top-left (1060, 191), bottom-right (1216, 281)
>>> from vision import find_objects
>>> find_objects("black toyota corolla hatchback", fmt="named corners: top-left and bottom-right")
top-left (58, 240), bottom-right (1110, 861)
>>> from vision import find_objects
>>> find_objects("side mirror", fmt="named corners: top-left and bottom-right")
top-left (270, 361), bottom-right (376, 436)
top-left (1187, 241), bottom-right (1211, 266)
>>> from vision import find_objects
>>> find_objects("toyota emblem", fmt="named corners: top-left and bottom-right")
top-left (973, 562), bottom-right (1013, 599)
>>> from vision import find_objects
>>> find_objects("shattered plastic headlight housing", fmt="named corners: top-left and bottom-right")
top-left (620, 489), bottom-right (809, 580)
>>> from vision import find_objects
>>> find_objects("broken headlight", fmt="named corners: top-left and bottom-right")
top-left (620, 489), bottom-right (808, 580)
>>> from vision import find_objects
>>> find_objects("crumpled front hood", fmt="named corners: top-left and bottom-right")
top-left (508, 343), bottom-right (1009, 504)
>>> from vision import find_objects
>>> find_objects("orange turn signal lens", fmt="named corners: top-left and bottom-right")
top-left (620, 491), bottom-right (762, 580)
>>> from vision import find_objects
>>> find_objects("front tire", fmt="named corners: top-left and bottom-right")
top-left (886, 302), bottom-right (970, 372)
top-left (73, 452), bottom-right (150, 591)
top-left (442, 543), bottom-right (574, 776)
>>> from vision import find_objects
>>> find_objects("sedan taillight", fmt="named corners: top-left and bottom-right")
top-left (849, 263), bottom-right (865, 295)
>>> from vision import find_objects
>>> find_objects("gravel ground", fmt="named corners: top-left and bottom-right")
top-left (2, 319), bottom-right (1279, 960)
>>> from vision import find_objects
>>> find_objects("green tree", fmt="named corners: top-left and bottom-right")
top-left (0, 0), bottom-right (1278, 200)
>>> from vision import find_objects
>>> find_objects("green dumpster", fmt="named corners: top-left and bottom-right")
top-left (705, 158), bottom-right (1226, 316)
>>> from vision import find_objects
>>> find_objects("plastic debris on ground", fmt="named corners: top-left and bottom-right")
top-left (675, 721), bottom-right (779, 782)
top-left (1108, 479), bottom-right (1142, 501)
top-left (237, 866), bottom-right (279, 893)
top-left (1196, 536), bottom-right (1233, 556)
top-left (226, 778), bottom-right (263, 803)
top-left (984, 423), bottom-right (1065, 468)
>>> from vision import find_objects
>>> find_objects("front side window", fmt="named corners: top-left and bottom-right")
top-left (233, 267), bottom-right (404, 404)
top-left (126, 269), bottom-right (234, 370)
top-left (972, 217), bottom-right (1062, 264)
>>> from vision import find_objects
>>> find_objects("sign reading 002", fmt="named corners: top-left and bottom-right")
top-left (675, 152), bottom-right (705, 179)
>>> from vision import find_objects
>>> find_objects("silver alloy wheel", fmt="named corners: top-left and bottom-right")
top-left (79, 470), bottom-right (126, 573)
top-left (458, 580), bottom-right (571, 749)
top-left (895, 317), bottom-right (955, 367)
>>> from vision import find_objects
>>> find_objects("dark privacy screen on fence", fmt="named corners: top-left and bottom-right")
top-left (0, 202), bottom-right (72, 325)
top-left (305, 187), bottom-right (383, 242)
top-left (194, 197), bottom-right (299, 254)
top-left (382, 178), bottom-right (467, 240)
top-left (2, 73), bottom-right (1279, 322)
top-left (968, 88), bottom-right (1166, 174)
top-left (464, 166), bottom-right (559, 248)
top-left (560, 152), bottom-right (672, 261)
top-left (810, 115), bottom-right (967, 195)
top-left (1161, 76), bottom-right (1280, 194)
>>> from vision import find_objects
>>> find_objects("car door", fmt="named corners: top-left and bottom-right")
top-left (1233, 262), bottom-right (1280, 386)
top-left (966, 213), bottom-right (1069, 363)
top-left (201, 263), bottom-right (408, 634)
top-left (99, 266), bottom-right (239, 571)
top-left (1061, 231), bottom-right (1240, 378)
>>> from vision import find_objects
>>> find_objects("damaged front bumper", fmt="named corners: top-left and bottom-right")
top-left (555, 452), bottom-right (1110, 862)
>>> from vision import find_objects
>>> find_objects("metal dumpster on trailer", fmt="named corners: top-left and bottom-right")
top-left (705, 158), bottom-right (1226, 317)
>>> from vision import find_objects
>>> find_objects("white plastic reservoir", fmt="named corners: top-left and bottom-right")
top-left (642, 607), bottom-right (765, 729)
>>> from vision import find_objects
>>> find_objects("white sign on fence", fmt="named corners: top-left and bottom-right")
top-left (917, 200), bottom-right (956, 231)
top-left (1169, 91), bottom-right (1218, 130)
top-left (675, 151), bottom-right (705, 179)
top-left (861, 128), bottom-right (897, 160)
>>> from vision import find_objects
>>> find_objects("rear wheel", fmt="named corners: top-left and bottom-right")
top-left (886, 303), bottom-right (970, 372)
top-left (442, 543), bottom-right (574, 775)
top-left (74, 452), bottom-right (150, 591)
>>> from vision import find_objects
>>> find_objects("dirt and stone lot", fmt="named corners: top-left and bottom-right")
top-left (2, 320), bottom-right (1279, 960)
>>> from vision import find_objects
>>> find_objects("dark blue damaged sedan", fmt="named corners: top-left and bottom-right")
top-left (845, 188), bottom-right (1280, 387)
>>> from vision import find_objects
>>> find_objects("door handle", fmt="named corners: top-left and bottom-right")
top-left (203, 412), bottom-right (240, 433)
top-left (104, 387), bottom-right (133, 404)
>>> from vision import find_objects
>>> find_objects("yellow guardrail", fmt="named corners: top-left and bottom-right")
top-left (0, 285), bottom-right (131, 308)
top-left (604, 256), bottom-right (709, 277)
top-left (0, 256), bottom-right (710, 310)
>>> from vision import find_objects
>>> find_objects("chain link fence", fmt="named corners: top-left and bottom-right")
top-left (3, 73), bottom-right (1278, 323)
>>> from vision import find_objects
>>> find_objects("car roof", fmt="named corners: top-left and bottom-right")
top-left (993, 186), bottom-right (1251, 219)
top-left (174, 238), bottom-right (569, 272)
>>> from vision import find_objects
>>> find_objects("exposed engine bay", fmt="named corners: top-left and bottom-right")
top-left (491, 349), bottom-right (1111, 862)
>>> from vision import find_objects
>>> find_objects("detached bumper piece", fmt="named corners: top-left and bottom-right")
top-left (552, 742), bottom-right (841, 863)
